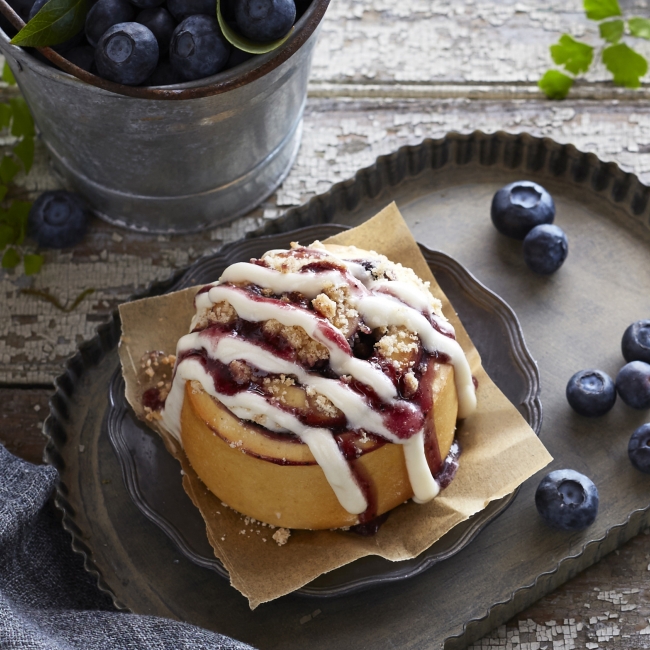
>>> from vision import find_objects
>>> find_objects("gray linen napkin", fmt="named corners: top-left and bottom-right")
top-left (0, 445), bottom-right (254, 649)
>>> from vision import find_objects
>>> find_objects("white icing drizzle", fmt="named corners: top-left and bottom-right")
top-left (161, 245), bottom-right (477, 519)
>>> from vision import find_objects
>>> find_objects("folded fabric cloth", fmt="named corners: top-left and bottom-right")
top-left (0, 444), bottom-right (254, 650)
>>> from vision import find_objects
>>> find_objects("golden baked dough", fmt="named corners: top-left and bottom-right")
top-left (181, 363), bottom-right (458, 530)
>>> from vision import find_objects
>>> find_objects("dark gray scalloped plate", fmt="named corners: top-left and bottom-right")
top-left (43, 131), bottom-right (650, 650)
top-left (105, 227), bottom-right (541, 596)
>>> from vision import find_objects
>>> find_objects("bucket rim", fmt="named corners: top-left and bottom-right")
top-left (0, 0), bottom-right (329, 101)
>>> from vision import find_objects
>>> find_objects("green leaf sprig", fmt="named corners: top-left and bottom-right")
top-left (10, 0), bottom-right (88, 48)
top-left (0, 62), bottom-right (42, 275)
top-left (540, 0), bottom-right (650, 99)
top-left (216, 0), bottom-right (293, 55)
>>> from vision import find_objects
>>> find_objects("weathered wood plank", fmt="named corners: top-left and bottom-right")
top-left (3, 97), bottom-right (650, 384)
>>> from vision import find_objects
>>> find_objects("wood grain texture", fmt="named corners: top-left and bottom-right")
top-left (4, 98), bottom-right (650, 384)
top-left (0, 388), bottom-right (51, 464)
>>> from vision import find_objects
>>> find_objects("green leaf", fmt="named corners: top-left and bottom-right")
top-left (0, 104), bottom-right (12, 130)
top-left (539, 70), bottom-right (574, 99)
top-left (10, 0), bottom-right (88, 47)
top-left (550, 34), bottom-right (594, 74)
top-left (602, 43), bottom-right (648, 87)
top-left (0, 185), bottom-right (8, 203)
top-left (14, 136), bottom-right (34, 174)
top-left (584, 0), bottom-right (621, 20)
top-left (9, 98), bottom-right (35, 139)
top-left (23, 253), bottom-right (44, 275)
top-left (2, 62), bottom-right (16, 85)
top-left (216, 0), bottom-right (292, 54)
top-left (0, 156), bottom-right (20, 184)
top-left (2, 247), bottom-right (20, 269)
top-left (629, 17), bottom-right (650, 39)
top-left (599, 19), bottom-right (624, 43)
top-left (0, 223), bottom-right (15, 248)
top-left (0, 201), bottom-right (32, 244)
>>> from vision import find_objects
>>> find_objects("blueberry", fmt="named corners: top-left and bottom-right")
top-left (95, 22), bottom-right (159, 85)
top-left (522, 224), bottom-right (568, 275)
top-left (535, 469), bottom-right (599, 531)
top-left (166, 0), bottom-right (215, 21)
top-left (28, 191), bottom-right (90, 249)
top-left (136, 7), bottom-right (176, 54)
top-left (169, 15), bottom-right (230, 82)
top-left (616, 361), bottom-right (650, 410)
top-left (65, 45), bottom-right (96, 73)
top-left (629, 423), bottom-right (650, 474)
top-left (622, 320), bottom-right (650, 364)
top-left (235, 0), bottom-right (296, 42)
top-left (566, 369), bottom-right (616, 417)
top-left (491, 181), bottom-right (556, 240)
top-left (85, 0), bottom-right (134, 47)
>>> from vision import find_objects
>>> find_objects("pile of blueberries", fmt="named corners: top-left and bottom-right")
top-left (4, 0), bottom-right (305, 86)
top-left (491, 181), bottom-right (650, 533)
top-left (491, 180), bottom-right (568, 274)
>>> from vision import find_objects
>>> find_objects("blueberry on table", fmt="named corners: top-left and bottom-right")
top-left (491, 180), bottom-right (556, 240)
top-left (235, 0), bottom-right (296, 42)
top-left (28, 191), bottom-right (90, 249)
top-left (522, 224), bottom-right (568, 274)
top-left (535, 469), bottom-right (599, 531)
top-left (629, 423), bottom-right (650, 474)
top-left (95, 23), bottom-right (159, 85)
top-left (85, 0), bottom-right (135, 48)
top-left (566, 369), bottom-right (616, 417)
top-left (616, 361), bottom-right (650, 410)
top-left (622, 320), bottom-right (650, 364)
top-left (166, 0), bottom-right (215, 21)
top-left (136, 7), bottom-right (176, 54)
top-left (169, 15), bottom-right (230, 82)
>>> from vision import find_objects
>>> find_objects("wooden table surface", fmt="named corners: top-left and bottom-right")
top-left (2, 0), bottom-right (650, 647)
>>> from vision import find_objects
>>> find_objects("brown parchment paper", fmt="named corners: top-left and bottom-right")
top-left (118, 203), bottom-right (552, 609)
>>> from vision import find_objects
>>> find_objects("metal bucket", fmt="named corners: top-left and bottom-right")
top-left (0, 0), bottom-right (328, 233)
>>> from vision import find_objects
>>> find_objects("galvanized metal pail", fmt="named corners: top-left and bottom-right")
top-left (0, 0), bottom-right (328, 233)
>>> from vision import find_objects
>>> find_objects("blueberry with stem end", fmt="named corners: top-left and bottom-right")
top-left (566, 369), bottom-right (616, 417)
top-left (629, 423), bottom-right (650, 474)
top-left (622, 320), bottom-right (650, 364)
top-left (616, 361), bottom-right (650, 410)
top-left (491, 180), bottom-right (556, 240)
top-left (28, 191), bottom-right (90, 249)
top-left (535, 469), bottom-right (599, 531)
top-left (85, 0), bottom-right (135, 47)
top-left (235, 0), bottom-right (296, 42)
top-left (169, 15), bottom-right (230, 82)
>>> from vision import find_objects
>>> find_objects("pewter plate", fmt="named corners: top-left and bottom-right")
top-left (44, 132), bottom-right (650, 649)
top-left (105, 232), bottom-right (540, 596)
